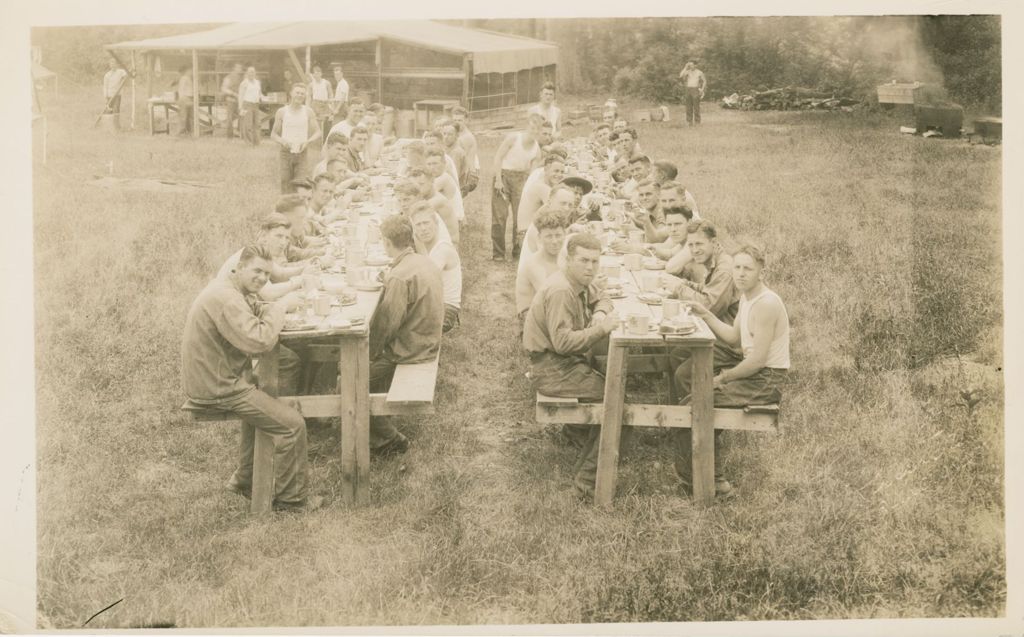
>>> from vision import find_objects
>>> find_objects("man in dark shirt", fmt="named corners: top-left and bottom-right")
top-left (522, 233), bottom-right (617, 497)
top-left (181, 245), bottom-right (322, 511)
top-left (367, 214), bottom-right (445, 455)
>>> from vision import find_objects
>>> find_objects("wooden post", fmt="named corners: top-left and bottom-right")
top-left (249, 346), bottom-right (280, 515)
top-left (305, 46), bottom-right (311, 75)
top-left (147, 53), bottom-right (154, 136)
top-left (191, 49), bottom-right (200, 138)
top-left (690, 345), bottom-right (715, 506)
top-left (130, 50), bottom-right (137, 130)
top-left (339, 336), bottom-right (370, 506)
top-left (375, 39), bottom-right (383, 105)
top-left (594, 341), bottom-right (627, 507)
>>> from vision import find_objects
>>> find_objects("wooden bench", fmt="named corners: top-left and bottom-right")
top-left (288, 346), bottom-right (441, 418)
top-left (181, 400), bottom-right (275, 515)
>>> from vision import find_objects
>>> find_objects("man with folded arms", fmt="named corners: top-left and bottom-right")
top-left (271, 84), bottom-right (321, 193)
top-left (366, 215), bottom-right (445, 455)
top-left (411, 204), bottom-right (462, 333)
top-left (182, 244), bottom-right (322, 512)
top-left (514, 206), bottom-right (568, 320)
top-left (522, 233), bottom-right (617, 497)
top-left (673, 242), bottom-right (790, 498)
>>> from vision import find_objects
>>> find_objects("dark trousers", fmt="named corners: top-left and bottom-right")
top-left (369, 358), bottom-right (401, 449)
top-left (241, 102), bottom-right (261, 146)
top-left (177, 99), bottom-right (194, 136)
top-left (672, 344), bottom-right (786, 485)
top-left (684, 87), bottom-right (702, 125)
top-left (491, 169), bottom-right (528, 259)
top-left (208, 346), bottom-right (309, 505)
top-left (443, 304), bottom-right (460, 334)
top-left (280, 147), bottom-right (310, 193)
top-left (223, 98), bottom-right (239, 139)
top-left (104, 94), bottom-right (122, 115)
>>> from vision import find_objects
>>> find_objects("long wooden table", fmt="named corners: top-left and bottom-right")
top-left (593, 254), bottom-right (718, 506)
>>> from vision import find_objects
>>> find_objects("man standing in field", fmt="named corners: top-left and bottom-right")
top-left (306, 64), bottom-right (333, 140)
top-left (528, 81), bottom-right (562, 138)
top-left (451, 106), bottom-right (480, 198)
top-left (329, 65), bottom-right (349, 126)
top-left (411, 204), bottom-right (462, 333)
top-left (102, 58), bottom-right (128, 124)
top-left (219, 63), bottom-right (243, 140)
top-left (491, 113), bottom-right (543, 260)
top-left (678, 61), bottom-right (707, 126)
top-left (271, 84), bottom-right (321, 193)
top-left (523, 233), bottom-right (617, 497)
top-left (366, 215), bottom-right (445, 456)
top-left (238, 66), bottom-right (266, 147)
top-left (176, 66), bottom-right (195, 137)
top-left (674, 242), bottom-right (790, 497)
top-left (182, 244), bottom-right (322, 512)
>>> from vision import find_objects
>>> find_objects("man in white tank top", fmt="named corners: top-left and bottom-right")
top-left (490, 113), bottom-right (543, 260)
top-left (271, 84), bottom-right (322, 193)
top-left (674, 242), bottom-right (790, 497)
top-left (411, 205), bottom-right (462, 333)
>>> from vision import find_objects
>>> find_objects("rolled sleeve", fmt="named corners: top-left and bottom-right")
top-left (214, 296), bottom-right (285, 355)
top-left (546, 288), bottom-right (605, 356)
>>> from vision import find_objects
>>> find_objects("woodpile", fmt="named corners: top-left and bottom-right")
top-left (721, 86), bottom-right (860, 111)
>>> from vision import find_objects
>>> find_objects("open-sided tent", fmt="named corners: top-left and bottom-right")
top-left (107, 20), bottom-right (558, 136)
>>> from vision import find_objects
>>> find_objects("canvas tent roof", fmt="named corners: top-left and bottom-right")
top-left (107, 20), bottom-right (557, 75)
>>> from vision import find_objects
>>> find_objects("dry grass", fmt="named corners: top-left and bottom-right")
top-left (33, 88), bottom-right (1003, 628)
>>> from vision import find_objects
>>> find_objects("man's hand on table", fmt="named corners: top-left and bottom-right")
top-left (592, 311), bottom-right (617, 334)
top-left (279, 291), bottom-right (303, 312)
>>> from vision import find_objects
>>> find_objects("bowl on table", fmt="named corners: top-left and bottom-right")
top-left (321, 274), bottom-right (348, 294)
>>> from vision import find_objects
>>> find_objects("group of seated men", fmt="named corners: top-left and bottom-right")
top-left (513, 120), bottom-right (790, 500)
top-left (181, 103), bottom-right (481, 512)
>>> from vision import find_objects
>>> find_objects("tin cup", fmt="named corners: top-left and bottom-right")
top-left (313, 293), bottom-right (331, 316)
top-left (624, 253), bottom-right (643, 271)
top-left (628, 230), bottom-right (645, 245)
top-left (302, 274), bottom-right (319, 293)
top-left (662, 298), bottom-right (681, 320)
top-left (620, 220), bottom-right (634, 236)
top-left (641, 271), bottom-right (659, 292)
top-left (601, 263), bottom-right (620, 279)
top-left (626, 313), bottom-right (649, 335)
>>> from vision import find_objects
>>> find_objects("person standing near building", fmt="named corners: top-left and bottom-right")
top-left (307, 64), bottom-right (333, 140)
top-left (491, 113), bottom-right (543, 260)
top-left (330, 65), bottom-right (350, 127)
top-left (220, 63), bottom-right (243, 140)
top-left (176, 65), bottom-right (195, 137)
top-left (678, 61), bottom-right (706, 126)
top-left (238, 65), bottom-right (265, 146)
top-left (528, 81), bottom-right (562, 138)
top-left (271, 84), bottom-right (322, 193)
top-left (102, 58), bottom-right (128, 125)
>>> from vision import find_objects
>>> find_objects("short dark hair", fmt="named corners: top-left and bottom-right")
top-left (661, 180), bottom-right (685, 194)
top-left (238, 244), bottom-right (273, 267)
top-left (380, 214), bottom-right (415, 249)
top-left (545, 145), bottom-right (569, 160)
top-left (544, 154), bottom-right (566, 167)
top-left (733, 242), bottom-right (767, 267)
top-left (541, 81), bottom-right (556, 92)
top-left (260, 213), bottom-right (291, 233)
top-left (663, 205), bottom-right (694, 221)
top-left (350, 126), bottom-right (369, 138)
top-left (425, 148), bottom-right (445, 159)
top-left (408, 201), bottom-right (435, 222)
top-left (325, 132), bottom-right (349, 146)
top-left (275, 194), bottom-right (307, 214)
top-left (653, 161), bottom-right (678, 180)
top-left (312, 64), bottom-right (322, 72)
top-left (313, 173), bottom-right (336, 188)
top-left (686, 219), bottom-right (717, 240)
top-left (628, 155), bottom-right (651, 166)
top-left (422, 130), bottom-right (442, 142)
top-left (636, 179), bottom-right (661, 190)
top-left (540, 121), bottom-right (554, 130)
top-left (566, 233), bottom-right (601, 257)
top-left (408, 168), bottom-right (430, 181)
top-left (452, 105), bottom-right (468, 117)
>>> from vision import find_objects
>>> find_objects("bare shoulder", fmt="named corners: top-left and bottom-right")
top-left (752, 291), bottom-right (786, 321)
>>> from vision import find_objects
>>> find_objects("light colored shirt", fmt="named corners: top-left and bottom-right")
top-left (280, 104), bottom-right (311, 147)
top-left (501, 132), bottom-right (539, 172)
top-left (680, 68), bottom-right (706, 89)
top-left (103, 68), bottom-right (127, 98)
top-left (309, 77), bottom-right (331, 101)
top-left (528, 103), bottom-right (562, 135)
top-left (177, 74), bottom-right (193, 99)
top-left (239, 78), bottom-right (262, 103)
top-left (674, 246), bottom-right (739, 323)
top-left (739, 288), bottom-right (790, 369)
top-left (428, 240), bottom-right (462, 309)
top-left (333, 78), bottom-right (350, 102)
top-left (181, 277), bottom-right (286, 403)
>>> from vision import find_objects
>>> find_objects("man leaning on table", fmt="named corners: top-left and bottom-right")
top-left (523, 233), bottom-right (617, 498)
top-left (182, 244), bottom-right (323, 512)
top-left (673, 241), bottom-right (790, 498)
top-left (366, 214), bottom-right (445, 456)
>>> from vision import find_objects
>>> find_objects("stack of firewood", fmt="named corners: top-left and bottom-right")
top-left (721, 87), bottom-right (860, 111)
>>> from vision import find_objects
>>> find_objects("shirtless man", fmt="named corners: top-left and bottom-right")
top-left (411, 204), bottom-right (462, 333)
top-left (514, 206), bottom-right (568, 319)
top-left (409, 168), bottom-right (458, 245)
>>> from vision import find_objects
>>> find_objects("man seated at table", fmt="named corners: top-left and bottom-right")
top-left (630, 179), bottom-right (667, 242)
top-left (660, 179), bottom-right (700, 218)
top-left (217, 213), bottom-right (312, 296)
top-left (619, 155), bottom-right (652, 199)
top-left (517, 154), bottom-right (566, 246)
top-left (673, 242), bottom-right (790, 498)
top-left (590, 123), bottom-right (613, 162)
top-left (523, 233), bottom-right (617, 497)
top-left (345, 126), bottom-right (372, 174)
top-left (411, 204), bottom-right (462, 333)
top-left (326, 98), bottom-right (365, 142)
top-left (393, 179), bottom-right (453, 247)
top-left (366, 215), bottom-right (445, 456)
top-left (409, 167), bottom-right (458, 245)
top-left (662, 220), bottom-right (740, 324)
top-left (612, 204), bottom-right (693, 261)
top-left (425, 148), bottom-right (464, 232)
top-left (439, 121), bottom-right (469, 196)
top-left (537, 121), bottom-right (556, 153)
top-left (518, 183), bottom-right (577, 267)
top-left (362, 111), bottom-right (390, 166)
top-left (277, 194), bottom-right (327, 261)
top-left (651, 160), bottom-right (678, 186)
top-left (514, 206), bottom-right (568, 320)
top-left (182, 244), bottom-right (322, 512)
top-left (423, 130), bottom-right (461, 186)
top-left (610, 128), bottom-right (643, 182)
top-left (313, 132), bottom-right (348, 176)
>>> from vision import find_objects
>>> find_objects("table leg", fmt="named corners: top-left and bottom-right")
top-left (594, 341), bottom-right (627, 507)
top-left (338, 337), bottom-right (370, 506)
top-left (250, 345), bottom-right (279, 515)
top-left (691, 343), bottom-right (715, 506)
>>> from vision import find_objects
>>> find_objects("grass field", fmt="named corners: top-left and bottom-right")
top-left (33, 88), bottom-right (1004, 628)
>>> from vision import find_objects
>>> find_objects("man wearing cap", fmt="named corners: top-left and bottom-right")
top-left (678, 61), bottom-right (707, 126)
